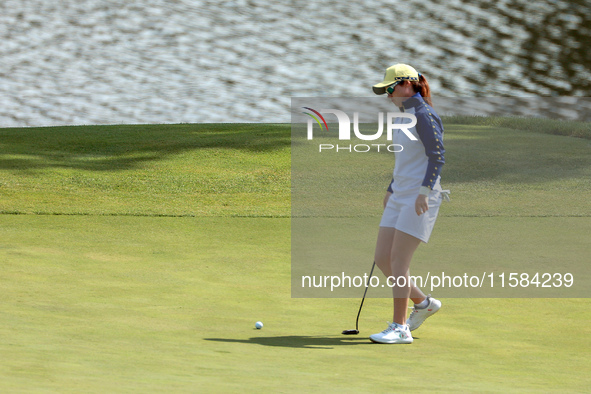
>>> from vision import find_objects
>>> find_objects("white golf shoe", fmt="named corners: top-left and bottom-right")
top-left (407, 296), bottom-right (441, 331)
top-left (369, 322), bottom-right (413, 344)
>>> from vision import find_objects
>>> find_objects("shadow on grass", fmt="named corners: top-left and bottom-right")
top-left (0, 123), bottom-right (291, 172)
top-left (204, 335), bottom-right (375, 349)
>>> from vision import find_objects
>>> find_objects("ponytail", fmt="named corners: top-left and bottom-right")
top-left (411, 74), bottom-right (432, 107)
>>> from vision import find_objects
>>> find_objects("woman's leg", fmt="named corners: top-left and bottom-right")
top-left (408, 273), bottom-right (427, 305)
top-left (374, 227), bottom-right (427, 308)
top-left (374, 226), bottom-right (396, 277)
top-left (390, 230), bottom-right (422, 325)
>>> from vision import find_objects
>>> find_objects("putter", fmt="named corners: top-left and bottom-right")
top-left (342, 261), bottom-right (376, 335)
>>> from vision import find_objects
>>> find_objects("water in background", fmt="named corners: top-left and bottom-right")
top-left (1, 0), bottom-right (590, 127)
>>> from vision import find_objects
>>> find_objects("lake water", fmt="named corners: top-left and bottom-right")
top-left (0, 0), bottom-right (589, 127)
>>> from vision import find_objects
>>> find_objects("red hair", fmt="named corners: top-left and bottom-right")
top-left (408, 74), bottom-right (432, 107)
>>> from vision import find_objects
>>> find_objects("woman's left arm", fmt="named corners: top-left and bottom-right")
top-left (414, 105), bottom-right (445, 215)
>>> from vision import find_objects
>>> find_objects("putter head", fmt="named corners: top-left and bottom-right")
top-left (342, 329), bottom-right (359, 335)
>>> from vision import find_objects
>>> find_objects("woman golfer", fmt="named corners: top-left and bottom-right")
top-left (369, 64), bottom-right (445, 344)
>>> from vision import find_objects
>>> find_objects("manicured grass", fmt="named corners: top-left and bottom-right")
top-left (0, 121), bottom-right (589, 392)
top-left (292, 216), bottom-right (589, 298)
top-left (1, 215), bottom-right (589, 392)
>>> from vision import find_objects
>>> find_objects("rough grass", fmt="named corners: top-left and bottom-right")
top-left (0, 123), bottom-right (291, 217)
top-left (442, 115), bottom-right (591, 139)
top-left (292, 121), bottom-right (591, 218)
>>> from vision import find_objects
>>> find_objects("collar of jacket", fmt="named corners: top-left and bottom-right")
top-left (402, 92), bottom-right (424, 110)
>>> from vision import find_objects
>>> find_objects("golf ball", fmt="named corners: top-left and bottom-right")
top-left (255, 321), bottom-right (263, 329)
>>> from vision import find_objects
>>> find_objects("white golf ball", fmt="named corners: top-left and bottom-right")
top-left (255, 321), bottom-right (263, 329)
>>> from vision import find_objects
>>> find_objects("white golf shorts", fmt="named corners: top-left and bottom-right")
top-left (379, 189), bottom-right (442, 243)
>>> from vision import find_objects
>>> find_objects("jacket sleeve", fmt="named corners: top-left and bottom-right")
top-left (415, 107), bottom-right (445, 189)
